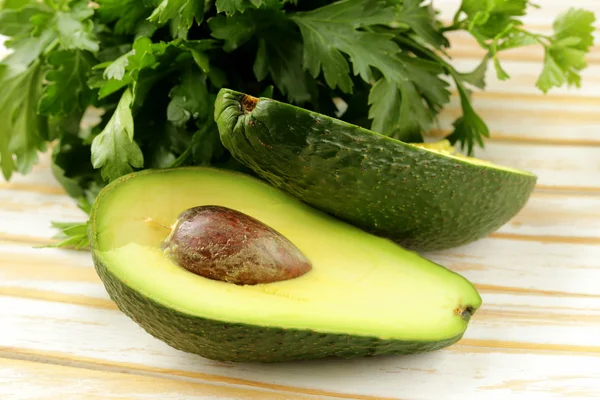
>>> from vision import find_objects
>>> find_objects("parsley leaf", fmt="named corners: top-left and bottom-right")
top-left (536, 8), bottom-right (596, 93)
top-left (167, 68), bottom-right (210, 126)
top-left (291, 0), bottom-right (396, 92)
top-left (91, 89), bottom-right (144, 181)
top-left (54, 1), bottom-right (99, 52)
top-left (367, 78), bottom-right (401, 136)
top-left (395, 0), bottom-right (448, 49)
top-left (208, 12), bottom-right (255, 52)
top-left (446, 80), bottom-right (490, 154)
top-left (47, 220), bottom-right (90, 250)
top-left (0, 60), bottom-right (47, 180)
top-left (97, 37), bottom-right (214, 100)
top-left (215, 0), bottom-right (281, 16)
top-left (39, 50), bottom-right (96, 116)
top-left (148, 0), bottom-right (206, 31)
top-left (45, 197), bottom-right (92, 250)
top-left (252, 18), bottom-right (314, 103)
top-left (0, 5), bottom-right (46, 37)
top-left (210, 9), bottom-right (314, 103)
top-left (96, 0), bottom-right (155, 35)
top-left (292, 0), bottom-right (450, 139)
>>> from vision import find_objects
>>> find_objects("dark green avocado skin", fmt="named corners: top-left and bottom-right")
top-left (92, 251), bottom-right (463, 363)
top-left (215, 89), bottom-right (537, 251)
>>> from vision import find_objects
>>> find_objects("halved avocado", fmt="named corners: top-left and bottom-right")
top-left (215, 88), bottom-right (538, 251)
top-left (90, 167), bottom-right (481, 362)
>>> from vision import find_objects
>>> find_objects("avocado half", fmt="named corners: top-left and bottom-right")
top-left (89, 167), bottom-right (482, 362)
top-left (215, 89), bottom-right (538, 251)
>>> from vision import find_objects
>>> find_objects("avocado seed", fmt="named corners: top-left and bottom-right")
top-left (162, 206), bottom-right (312, 285)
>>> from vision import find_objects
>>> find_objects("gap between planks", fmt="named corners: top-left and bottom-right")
top-left (0, 348), bottom-right (395, 400)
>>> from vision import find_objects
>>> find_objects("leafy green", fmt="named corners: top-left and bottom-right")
top-left (536, 9), bottom-right (596, 92)
top-left (167, 68), bottom-right (210, 126)
top-left (0, 0), bottom-right (596, 248)
top-left (54, 1), bottom-right (99, 52)
top-left (44, 197), bottom-right (92, 250)
top-left (39, 50), bottom-right (96, 116)
top-left (96, 0), bottom-right (155, 35)
top-left (47, 220), bottom-right (90, 250)
top-left (215, 0), bottom-right (280, 15)
top-left (149, 0), bottom-right (205, 31)
top-left (0, 60), bottom-right (47, 180)
top-left (395, 0), bottom-right (448, 49)
top-left (292, 0), bottom-right (453, 140)
top-left (90, 88), bottom-right (144, 181)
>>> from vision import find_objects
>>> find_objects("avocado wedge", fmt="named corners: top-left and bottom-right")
top-left (90, 167), bottom-right (481, 362)
top-left (215, 89), bottom-right (537, 251)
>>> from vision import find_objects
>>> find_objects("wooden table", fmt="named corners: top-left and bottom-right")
top-left (2, 1), bottom-right (600, 399)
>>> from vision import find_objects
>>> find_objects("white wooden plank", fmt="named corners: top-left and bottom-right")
top-left (435, 93), bottom-right (600, 143)
top-left (0, 189), bottom-right (85, 241)
top-left (472, 142), bottom-right (600, 189)
top-left (426, 237), bottom-right (600, 297)
top-left (498, 194), bottom-right (600, 238)
top-left (0, 358), bottom-right (320, 400)
top-left (1, 295), bottom-right (599, 400)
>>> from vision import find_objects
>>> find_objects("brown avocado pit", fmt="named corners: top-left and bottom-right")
top-left (162, 205), bottom-right (312, 285)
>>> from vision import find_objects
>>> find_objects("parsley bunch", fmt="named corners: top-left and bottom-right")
top-left (0, 0), bottom-right (595, 247)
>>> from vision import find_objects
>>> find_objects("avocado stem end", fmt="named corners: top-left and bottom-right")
top-left (241, 95), bottom-right (259, 113)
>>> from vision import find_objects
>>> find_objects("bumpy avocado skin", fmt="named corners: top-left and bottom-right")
top-left (92, 250), bottom-right (464, 362)
top-left (215, 89), bottom-right (537, 251)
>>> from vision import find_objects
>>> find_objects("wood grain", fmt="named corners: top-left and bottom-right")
top-left (2, 296), bottom-right (600, 400)
top-left (2, 1), bottom-right (600, 398)
top-left (0, 358), bottom-right (324, 400)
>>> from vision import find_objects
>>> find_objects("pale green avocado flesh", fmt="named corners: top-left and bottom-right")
top-left (90, 167), bottom-right (482, 362)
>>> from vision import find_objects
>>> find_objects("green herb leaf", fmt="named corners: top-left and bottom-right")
top-left (367, 78), bottom-right (401, 136)
top-left (0, 60), bottom-right (47, 180)
top-left (536, 8), bottom-right (596, 93)
top-left (1, 0), bottom-right (34, 10)
top-left (149, 0), bottom-right (205, 31)
top-left (292, 0), bottom-right (396, 92)
top-left (55, 1), bottom-right (99, 52)
top-left (293, 0), bottom-right (449, 138)
top-left (395, 0), bottom-right (448, 49)
top-left (0, 5), bottom-right (46, 36)
top-left (252, 23), bottom-right (313, 103)
top-left (210, 9), bottom-right (313, 103)
top-left (39, 50), bottom-right (96, 116)
top-left (47, 220), bottom-right (90, 250)
top-left (215, 0), bottom-right (280, 15)
top-left (167, 68), bottom-right (210, 126)
top-left (96, 0), bottom-right (154, 35)
top-left (446, 81), bottom-right (490, 155)
top-left (91, 89), bottom-right (144, 181)
top-left (208, 12), bottom-right (256, 52)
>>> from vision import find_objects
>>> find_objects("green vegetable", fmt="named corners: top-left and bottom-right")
top-left (90, 167), bottom-right (482, 362)
top-left (215, 89), bottom-right (538, 251)
top-left (0, 0), bottom-right (595, 248)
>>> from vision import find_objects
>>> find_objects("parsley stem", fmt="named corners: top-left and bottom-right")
top-left (168, 144), bottom-right (193, 168)
top-left (442, 20), bottom-right (467, 32)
